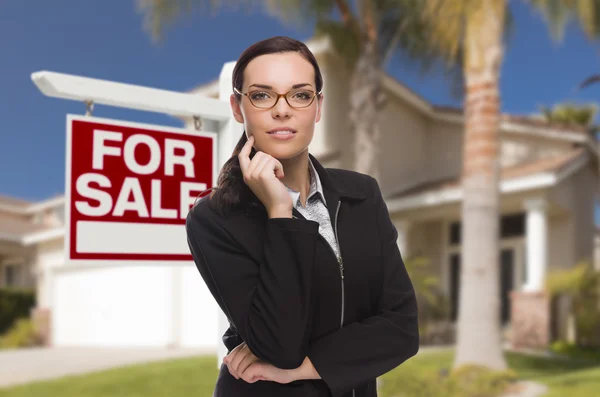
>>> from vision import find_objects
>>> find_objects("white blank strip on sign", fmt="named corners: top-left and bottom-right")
top-left (76, 221), bottom-right (190, 255)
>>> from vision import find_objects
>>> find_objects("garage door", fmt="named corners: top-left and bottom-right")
top-left (52, 264), bottom-right (219, 348)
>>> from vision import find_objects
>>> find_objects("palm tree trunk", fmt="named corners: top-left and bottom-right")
top-left (454, 0), bottom-right (507, 370)
top-left (350, 39), bottom-right (382, 181)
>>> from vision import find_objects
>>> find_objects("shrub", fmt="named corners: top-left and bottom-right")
top-left (0, 288), bottom-right (36, 335)
top-left (404, 256), bottom-right (453, 344)
top-left (380, 364), bottom-right (517, 397)
top-left (0, 318), bottom-right (42, 349)
top-left (550, 340), bottom-right (600, 362)
top-left (545, 261), bottom-right (600, 348)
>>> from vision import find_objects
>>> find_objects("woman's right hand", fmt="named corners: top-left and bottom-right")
top-left (238, 135), bottom-right (293, 218)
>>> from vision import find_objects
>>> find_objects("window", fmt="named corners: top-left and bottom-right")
top-left (4, 265), bottom-right (21, 287)
top-left (449, 213), bottom-right (525, 245)
top-left (449, 222), bottom-right (461, 245)
top-left (500, 213), bottom-right (525, 239)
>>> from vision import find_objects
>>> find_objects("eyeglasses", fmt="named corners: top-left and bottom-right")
top-left (234, 87), bottom-right (321, 109)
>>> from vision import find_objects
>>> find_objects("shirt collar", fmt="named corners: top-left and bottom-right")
top-left (286, 158), bottom-right (326, 209)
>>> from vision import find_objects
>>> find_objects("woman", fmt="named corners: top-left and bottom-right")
top-left (186, 36), bottom-right (419, 397)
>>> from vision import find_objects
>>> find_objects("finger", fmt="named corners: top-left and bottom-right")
top-left (230, 348), bottom-right (246, 375)
top-left (247, 151), bottom-right (266, 178)
top-left (231, 344), bottom-right (251, 373)
top-left (242, 362), bottom-right (263, 383)
top-left (270, 158), bottom-right (285, 180)
top-left (224, 343), bottom-right (245, 365)
top-left (237, 353), bottom-right (258, 376)
top-left (224, 356), bottom-right (239, 379)
top-left (227, 362), bottom-right (240, 380)
top-left (251, 154), bottom-right (273, 180)
top-left (238, 136), bottom-right (254, 173)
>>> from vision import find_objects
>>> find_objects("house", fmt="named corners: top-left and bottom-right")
top-left (1, 36), bottom-right (598, 348)
top-left (184, 36), bottom-right (600, 346)
top-left (0, 194), bottom-right (63, 297)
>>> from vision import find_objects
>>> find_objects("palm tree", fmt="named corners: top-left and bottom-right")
top-left (540, 102), bottom-right (598, 136)
top-left (412, 0), bottom-right (600, 370)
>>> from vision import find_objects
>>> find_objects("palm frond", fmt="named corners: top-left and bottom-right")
top-left (136, 0), bottom-right (252, 41)
top-left (263, 0), bottom-right (336, 27)
top-left (539, 102), bottom-right (598, 126)
top-left (529, 0), bottom-right (600, 41)
top-left (314, 20), bottom-right (361, 66)
top-left (579, 73), bottom-right (600, 89)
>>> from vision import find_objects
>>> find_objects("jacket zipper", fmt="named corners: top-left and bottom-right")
top-left (333, 201), bottom-right (355, 397)
top-left (295, 202), bottom-right (355, 397)
top-left (333, 201), bottom-right (345, 328)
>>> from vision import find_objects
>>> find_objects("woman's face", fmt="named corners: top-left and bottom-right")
top-left (230, 52), bottom-right (323, 161)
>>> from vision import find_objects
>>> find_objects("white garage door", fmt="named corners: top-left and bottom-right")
top-left (52, 263), bottom-right (220, 349)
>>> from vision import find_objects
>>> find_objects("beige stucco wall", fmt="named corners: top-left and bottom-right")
top-left (376, 95), bottom-right (429, 196)
top-left (570, 166), bottom-right (597, 266)
top-left (547, 214), bottom-right (574, 271)
top-left (425, 121), bottom-right (463, 184)
top-left (548, 164), bottom-right (596, 270)
top-left (309, 53), bottom-right (352, 166)
top-left (501, 133), bottom-right (573, 168)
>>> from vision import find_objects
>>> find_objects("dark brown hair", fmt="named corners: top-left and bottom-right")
top-left (207, 36), bottom-right (324, 216)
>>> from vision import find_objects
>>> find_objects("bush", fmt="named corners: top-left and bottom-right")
top-left (545, 261), bottom-right (600, 348)
top-left (380, 364), bottom-right (517, 397)
top-left (550, 340), bottom-right (600, 362)
top-left (0, 318), bottom-right (42, 349)
top-left (0, 288), bottom-right (36, 335)
top-left (404, 256), bottom-right (453, 344)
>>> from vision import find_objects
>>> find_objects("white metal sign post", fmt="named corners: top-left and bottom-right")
top-left (31, 63), bottom-right (241, 365)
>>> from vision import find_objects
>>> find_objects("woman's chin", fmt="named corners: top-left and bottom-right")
top-left (254, 141), bottom-right (310, 161)
top-left (256, 143), bottom-right (309, 161)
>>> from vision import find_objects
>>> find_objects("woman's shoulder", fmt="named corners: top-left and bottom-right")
top-left (324, 167), bottom-right (380, 199)
top-left (186, 194), bottom-right (256, 238)
top-left (185, 195), bottom-right (227, 236)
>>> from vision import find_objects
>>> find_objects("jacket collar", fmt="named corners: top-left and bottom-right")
top-left (243, 153), bottom-right (367, 219)
top-left (308, 154), bottom-right (368, 201)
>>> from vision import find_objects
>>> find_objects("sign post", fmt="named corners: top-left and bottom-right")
top-left (31, 65), bottom-right (243, 364)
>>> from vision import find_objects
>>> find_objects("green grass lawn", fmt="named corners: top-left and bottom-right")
top-left (380, 348), bottom-right (600, 397)
top-left (0, 355), bottom-right (220, 397)
top-left (0, 349), bottom-right (599, 397)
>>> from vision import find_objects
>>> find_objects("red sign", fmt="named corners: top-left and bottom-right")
top-left (65, 115), bottom-right (215, 263)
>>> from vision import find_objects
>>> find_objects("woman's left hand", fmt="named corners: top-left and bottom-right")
top-left (223, 342), bottom-right (303, 384)
top-left (238, 361), bottom-right (296, 384)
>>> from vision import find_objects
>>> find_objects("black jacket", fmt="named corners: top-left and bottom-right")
top-left (186, 154), bottom-right (419, 397)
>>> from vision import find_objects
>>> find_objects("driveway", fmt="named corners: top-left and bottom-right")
top-left (0, 346), bottom-right (212, 388)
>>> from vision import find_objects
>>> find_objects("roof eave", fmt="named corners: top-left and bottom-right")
top-left (386, 152), bottom-right (590, 213)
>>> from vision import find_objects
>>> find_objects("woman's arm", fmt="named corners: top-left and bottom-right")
top-left (186, 203), bottom-right (320, 369)
top-left (304, 177), bottom-right (419, 396)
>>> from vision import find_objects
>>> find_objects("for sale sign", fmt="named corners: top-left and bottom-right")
top-left (65, 115), bottom-right (216, 263)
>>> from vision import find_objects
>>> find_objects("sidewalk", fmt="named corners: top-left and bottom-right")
top-left (0, 346), bottom-right (212, 388)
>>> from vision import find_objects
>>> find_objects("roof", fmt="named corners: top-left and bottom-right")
top-left (0, 194), bottom-right (65, 244)
top-left (0, 214), bottom-right (63, 246)
top-left (0, 194), bottom-right (32, 209)
top-left (0, 216), bottom-right (50, 237)
top-left (387, 148), bottom-right (587, 200)
top-left (433, 106), bottom-right (590, 137)
top-left (0, 194), bottom-right (64, 215)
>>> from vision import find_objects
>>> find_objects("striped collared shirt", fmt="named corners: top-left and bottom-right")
top-left (286, 159), bottom-right (340, 260)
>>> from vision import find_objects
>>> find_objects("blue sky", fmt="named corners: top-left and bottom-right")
top-left (2, 1), bottom-right (599, 209)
